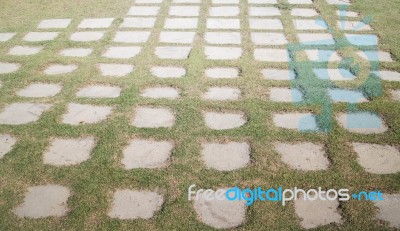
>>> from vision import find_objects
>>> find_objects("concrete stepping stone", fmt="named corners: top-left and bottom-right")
top-left (0, 32), bottom-right (16, 42)
top-left (108, 190), bottom-right (163, 219)
top-left (98, 63), bottom-right (134, 77)
top-left (62, 103), bottom-right (113, 125)
top-left (326, 0), bottom-right (350, 5)
top-left (254, 49), bottom-right (290, 62)
top-left (44, 64), bottom-right (78, 75)
top-left (203, 87), bottom-right (240, 100)
top-left (76, 85), bottom-right (121, 98)
top-left (17, 83), bottom-right (62, 98)
top-left (164, 18), bottom-right (198, 29)
top-left (291, 8), bottom-right (318, 17)
top-left (391, 90), bottom-right (400, 101)
top-left (273, 113), bottom-right (318, 131)
top-left (373, 70), bottom-right (400, 82)
top-left (249, 0), bottom-right (277, 3)
top-left (141, 87), bottom-right (180, 99)
top-left (151, 66), bottom-right (186, 78)
top-left (136, 0), bottom-right (162, 3)
top-left (212, 0), bottom-right (238, 4)
top-left (373, 194), bottom-right (400, 228)
top-left (78, 18), bottom-right (114, 29)
top-left (169, 6), bottom-right (199, 16)
top-left (204, 112), bottom-right (246, 130)
top-left (0, 62), bottom-right (21, 74)
top-left (294, 19), bottom-right (328, 30)
top-left (209, 6), bottom-right (239, 17)
top-left (313, 69), bottom-right (355, 81)
top-left (193, 188), bottom-right (246, 229)
top-left (205, 32), bottom-right (241, 45)
top-left (262, 69), bottom-right (296, 80)
top-left (294, 193), bottom-right (342, 229)
top-left (23, 32), bottom-right (59, 42)
top-left (132, 107), bottom-right (175, 128)
top-left (44, 137), bottom-right (95, 166)
top-left (70, 31), bottom-right (105, 41)
top-left (205, 47), bottom-right (242, 60)
top-left (122, 139), bottom-right (173, 169)
top-left (120, 17), bottom-right (156, 28)
top-left (336, 10), bottom-right (358, 18)
top-left (38, 19), bottom-right (71, 29)
top-left (249, 19), bottom-right (284, 30)
top-left (13, 185), bottom-right (70, 218)
top-left (155, 46), bottom-right (191, 59)
top-left (298, 33), bottom-right (335, 45)
top-left (328, 89), bottom-right (368, 103)
top-left (159, 31), bottom-right (196, 44)
top-left (0, 103), bottom-right (52, 125)
top-left (345, 34), bottom-right (377, 46)
top-left (201, 142), bottom-right (250, 171)
top-left (207, 19), bottom-right (240, 29)
top-left (352, 143), bottom-right (400, 174)
top-left (249, 7), bottom-right (280, 16)
top-left (336, 112), bottom-right (388, 134)
top-left (59, 48), bottom-right (93, 57)
top-left (205, 67), bottom-right (239, 79)
top-left (102, 46), bottom-right (142, 59)
top-left (357, 51), bottom-right (393, 62)
top-left (0, 134), bottom-right (17, 159)
top-left (274, 142), bottom-right (329, 170)
top-left (305, 49), bottom-right (341, 62)
top-left (269, 88), bottom-right (303, 102)
top-left (127, 6), bottom-right (160, 16)
top-left (338, 21), bottom-right (372, 31)
top-left (289, 0), bottom-right (313, 4)
top-left (114, 31), bottom-right (151, 43)
top-left (251, 32), bottom-right (288, 45)
top-left (174, 0), bottom-right (201, 3)
top-left (8, 46), bottom-right (43, 56)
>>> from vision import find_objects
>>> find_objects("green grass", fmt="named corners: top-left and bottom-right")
top-left (0, 0), bottom-right (399, 230)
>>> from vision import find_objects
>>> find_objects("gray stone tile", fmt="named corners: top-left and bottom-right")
top-left (201, 142), bottom-right (250, 171)
top-left (132, 107), bottom-right (175, 128)
top-left (205, 67), bottom-right (239, 79)
top-left (209, 6), bottom-right (239, 17)
top-left (205, 32), bottom-right (241, 45)
top-left (357, 51), bottom-right (393, 62)
top-left (313, 68), bottom-right (355, 81)
top-left (203, 87), bottom-right (240, 100)
top-left (262, 69), bottom-right (295, 80)
top-left (159, 31), bottom-right (196, 44)
top-left (249, 0), bottom-right (277, 3)
top-left (269, 87), bottom-right (303, 102)
top-left (0, 134), bottom-right (17, 159)
top-left (70, 31), bottom-right (105, 41)
top-left (254, 48), bottom-right (290, 62)
top-left (273, 113), bottom-right (319, 131)
top-left (391, 90), bottom-right (400, 101)
top-left (151, 66), bottom-right (186, 78)
top-left (373, 71), bottom-right (400, 82)
top-left (76, 85), bottom-right (121, 98)
top-left (249, 7), bottom-right (280, 16)
top-left (251, 32), bottom-right (288, 45)
top-left (155, 46), bottom-right (191, 59)
top-left (337, 20), bottom-right (372, 31)
top-left (164, 18), bottom-right (198, 29)
top-left (59, 48), bottom-right (93, 57)
top-left (326, 0), bottom-right (350, 5)
top-left (345, 34), bottom-right (377, 46)
top-left (120, 17), bottom-right (156, 28)
top-left (294, 19), bottom-right (328, 30)
top-left (23, 32), bottom-right (59, 42)
top-left (204, 111), bottom-right (246, 130)
top-left (127, 6), bottom-right (160, 16)
top-left (38, 19), bottom-right (71, 29)
top-left (113, 31), bottom-right (151, 43)
top-left (298, 33), bottom-right (335, 45)
top-left (62, 103), bottom-right (113, 125)
top-left (373, 194), bottom-right (400, 228)
top-left (207, 19), bottom-right (240, 29)
top-left (141, 87), bottom-right (180, 99)
top-left (336, 112), bottom-right (388, 134)
top-left (305, 49), bottom-right (341, 62)
top-left (44, 64), bottom-right (78, 75)
top-left (17, 83), bottom-right (62, 98)
top-left (249, 19), bottom-right (283, 30)
top-left (8, 46), bottom-right (43, 56)
top-left (102, 46), bottom-right (142, 59)
top-left (0, 103), bottom-right (52, 125)
top-left (169, 6), bottom-right (200, 16)
top-left (291, 8), bottom-right (319, 17)
top-left (98, 63), bottom-right (134, 77)
top-left (205, 47), bottom-right (242, 60)
top-left (328, 89), bottom-right (368, 103)
top-left (78, 18), bottom-right (114, 29)
top-left (0, 62), bottom-right (21, 74)
top-left (0, 32), bottom-right (16, 42)
top-left (289, 0), bottom-right (313, 4)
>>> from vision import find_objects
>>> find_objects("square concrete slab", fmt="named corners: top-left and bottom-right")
top-left (194, 188), bottom-right (247, 229)
top-left (297, 33), bottom-right (335, 45)
top-left (169, 6), bottom-right (199, 16)
top-left (204, 111), bottom-right (246, 130)
top-left (205, 67), bottom-right (239, 79)
top-left (294, 19), bottom-right (328, 30)
top-left (313, 69), bottom-right (355, 81)
top-left (0, 103), bottom-right (52, 125)
top-left (38, 19), bottom-right (71, 29)
top-left (274, 142), bottom-right (329, 170)
top-left (345, 34), bottom-right (378, 46)
top-left (254, 49), bottom-right (290, 62)
top-left (336, 10), bottom-right (358, 18)
top-left (249, 19), bottom-right (283, 30)
top-left (205, 32), bottom-right (241, 45)
top-left (203, 87), bottom-right (240, 100)
top-left (273, 113), bottom-right (319, 131)
top-left (336, 112), bottom-right (388, 134)
top-left (0, 134), bottom-right (17, 159)
top-left (120, 17), bottom-right (156, 28)
top-left (337, 21), bottom-right (372, 31)
top-left (251, 32), bottom-right (288, 45)
top-left (23, 32), bottom-right (59, 42)
top-left (205, 47), bottom-right (242, 60)
top-left (201, 142), bottom-right (250, 171)
top-left (357, 51), bottom-right (393, 62)
top-left (207, 19), bottom-right (240, 29)
top-left (98, 63), bottom-right (134, 77)
top-left (328, 89), bottom-right (368, 103)
top-left (212, 0), bottom-right (239, 4)
top-left (8, 46), bottom-right (43, 56)
top-left (174, 0), bottom-right (201, 3)
top-left (373, 194), bottom-right (400, 228)
top-left (155, 46), bottom-right (191, 59)
top-left (13, 185), bottom-right (70, 218)
top-left (59, 48), bottom-right (93, 57)
top-left (0, 62), bottom-right (21, 74)
top-left (76, 86), bottom-right (121, 98)
top-left (122, 139), bottom-right (173, 169)
top-left (392, 90), bottom-right (400, 101)
top-left (136, 0), bottom-right (163, 3)
top-left (305, 49), bottom-right (342, 62)
top-left (44, 64), bottom-right (78, 75)
top-left (291, 8), bottom-right (319, 17)
top-left (78, 18), bottom-right (114, 29)
top-left (141, 87), bottom-right (180, 99)
top-left (102, 46), bottom-right (142, 59)
top-left (44, 137), bottom-right (96, 166)
top-left (70, 31), bottom-right (105, 41)
top-left (373, 70), bottom-right (400, 81)
top-left (249, 7), bottom-right (280, 16)
top-left (151, 66), bottom-right (186, 78)
top-left (159, 31), bottom-right (196, 44)
top-left (249, 0), bottom-right (277, 3)
top-left (113, 31), bottom-right (151, 43)
top-left (0, 32), bottom-right (16, 42)
top-left (289, 0), bottom-right (313, 4)
top-left (262, 69), bottom-right (296, 80)
top-left (352, 143), bottom-right (400, 174)
top-left (17, 83), bottom-right (62, 98)
top-left (108, 190), bottom-right (163, 219)
top-left (164, 18), bottom-right (198, 29)
top-left (326, 0), bottom-right (350, 5)
top-left (132, 107), bottom-right (175, 128)
top-left (127, 6), bottom-right (160, 16)
top-left (209, 6), bottom-right (239, 17)
top-left (62, 103), bottom-right (113, 125)
top-left (269, 88), bottom-right (303, 102)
